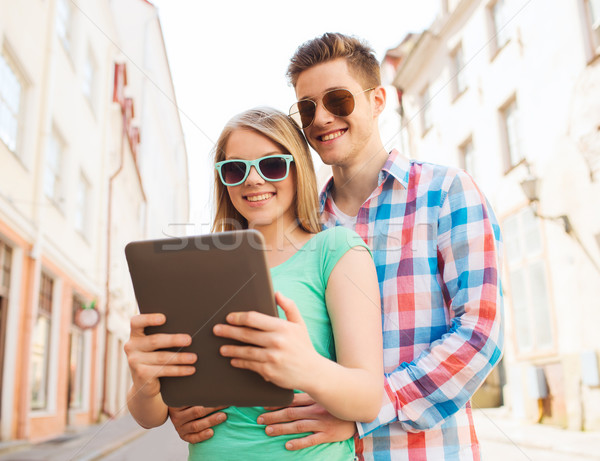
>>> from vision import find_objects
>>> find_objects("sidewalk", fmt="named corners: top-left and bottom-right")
top-left (2, 408), bottom-right (600, 460)
top-left (0, 413), bottom-right (145, 461)
top-left (473, 407), bottom-right (600, 460)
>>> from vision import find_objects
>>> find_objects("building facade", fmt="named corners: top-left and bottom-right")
top-left (387, 0), bottom-right (600, 430)
top-left (0, 0), bottom-right (188, 442)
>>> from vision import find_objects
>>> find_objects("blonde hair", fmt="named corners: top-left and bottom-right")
top-left (287, 32), bottom-right (381, 89)
top-left (212, 107), bottom-right (321, 234)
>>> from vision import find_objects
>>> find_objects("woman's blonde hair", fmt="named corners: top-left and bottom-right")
top-left (212, 107), bottom-right (321, 234)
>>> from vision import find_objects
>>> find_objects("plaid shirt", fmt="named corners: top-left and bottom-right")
top-left (319, 150), bottom-right (503, 461)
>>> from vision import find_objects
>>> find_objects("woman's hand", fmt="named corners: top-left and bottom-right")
top-left (124, 313), bottom-right (197, 399)
top-left (213, 292), bottom-right (322, 391)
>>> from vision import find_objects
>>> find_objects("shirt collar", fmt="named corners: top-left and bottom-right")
top-left (318, 149), bottom-right (410, 212)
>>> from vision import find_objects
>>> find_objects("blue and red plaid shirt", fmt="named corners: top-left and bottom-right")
top-left (319, 150), bottom-right (503, 461)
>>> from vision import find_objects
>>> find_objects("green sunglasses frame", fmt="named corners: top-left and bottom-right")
top-left (215, 154), bottom-right (295, 186)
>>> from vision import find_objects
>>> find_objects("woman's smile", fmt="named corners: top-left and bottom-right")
top-left (244, 192), bottom-right (275, 203)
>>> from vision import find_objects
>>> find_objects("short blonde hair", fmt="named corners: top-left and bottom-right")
top-left (212, 107), bottom-right (321, 234)
top-left (287, 32), bottom-right (381, 89)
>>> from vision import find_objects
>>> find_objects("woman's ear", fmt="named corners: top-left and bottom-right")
top-left (372, 86), bottom-right (386, 118)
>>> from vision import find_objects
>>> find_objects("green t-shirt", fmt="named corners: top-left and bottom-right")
top-left (188, 226), bottom-right (369, 461)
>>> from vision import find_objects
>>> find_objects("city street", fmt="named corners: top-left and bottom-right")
top-left (101, 421), bottom-right (187, 461)
top-left (3, 408), bottom-right (600, 460)
top-left (473, 408), bottom-right (600, 461)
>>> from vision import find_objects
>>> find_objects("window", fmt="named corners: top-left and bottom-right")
top-left (69, 297), bottom-right (85, 409)
top-left (459, 137), bottom-right (476, 175)
top-left (0, 52), bottom-right (23, 154)
top-left (44, 128), bottom-right (65, 205)
top-left (82, 48), bottom-right (96, 107)
top-left (451, 44), bottom-right (468, 98)
top-left (420, 84), bottom-right (433, 135)
top-left (31, 272), bottom-right (53, 410)
top-left (0, 240), bottom-right (12, 295)
top-left (500, 98), bottom-right (523, 170)
top-left (489, 0), bottom-right (512, 56)
top-left (503, 207), bottom-right (554, 353)
top-left (585, 0), bottom-right (600, 58)
top-left (74, 172), bottom-right (90, 234)
top-left (56, 0), bottom-right (73, 52)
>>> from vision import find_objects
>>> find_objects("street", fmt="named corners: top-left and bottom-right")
top-left (2, 408), bottom-right (599, 460)
top-left (101, 422), bottom-right (187, 461)
top-left (473, 408), bottom-right (600, 461)
top-left (102, 408), bottom-right (600, 461)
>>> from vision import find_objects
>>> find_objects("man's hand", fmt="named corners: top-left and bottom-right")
top-left (257, 393), bottom-right (357, 450)
top-left (168, 406), bottom-right (227, 444)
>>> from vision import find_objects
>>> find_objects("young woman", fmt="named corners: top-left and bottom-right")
top-left (125, 107), bottom-right (382, 460)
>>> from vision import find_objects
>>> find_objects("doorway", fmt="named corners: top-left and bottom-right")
top-left (0, 241), bottom-right (13, 432)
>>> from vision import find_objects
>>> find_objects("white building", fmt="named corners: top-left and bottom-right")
top-left (0, 0), bottom-right (188, 442)
top-left (388, 0), bottom-right (600, 430)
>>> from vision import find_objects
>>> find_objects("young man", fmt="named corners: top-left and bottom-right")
top-left (169, 33), bottom-right (503, 460)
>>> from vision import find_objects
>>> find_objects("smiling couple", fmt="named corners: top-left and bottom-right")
top-left (125, 33), bottom-right (504, 461)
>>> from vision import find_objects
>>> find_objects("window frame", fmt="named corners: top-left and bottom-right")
top-left (499, 96), bottom-right (524, 172)
top-left (30, 272), bottom-right (54, 411)
top-left (44, 127), bottom-right (66, 208)
top-left (503, 207), bottom-right (556, 357)
top-left (0, 51), bottom-right (24, 156)
top-left (459, 136), bottom-right (476, 176)
top-left (583, 0), bottom-right (600, 61)
top-left (68, 296), bottom-right (86, 410)
top-left (56, 0), bottom-right (73, 54)
top-left (488, 0), bottom-right (512, 59)
top-left (451, 43), bottom-right (468, 100)
top-left (74, 171), bottom-right (90, 237)
top-left (420, 84), bottom-right (433, 137)
top-left (82, 46), bottom-right (97, 111)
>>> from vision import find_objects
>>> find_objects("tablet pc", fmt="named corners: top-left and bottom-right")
top-left (124, 229), bottom-right (294, 407)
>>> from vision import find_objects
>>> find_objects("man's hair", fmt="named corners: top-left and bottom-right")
top-left (212, 107), bottom-right (321, 235)
top-left (287, 32), bottom-right (381, 89)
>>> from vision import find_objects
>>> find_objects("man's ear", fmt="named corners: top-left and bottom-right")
top-left (372, 86), bottom-right (386, 118)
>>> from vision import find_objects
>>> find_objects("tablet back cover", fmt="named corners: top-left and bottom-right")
top-left (125, 230), bottom-right (293, 407)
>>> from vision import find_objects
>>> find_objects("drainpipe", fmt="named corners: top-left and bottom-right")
top-left (101, 99), bottom-right (126, 419)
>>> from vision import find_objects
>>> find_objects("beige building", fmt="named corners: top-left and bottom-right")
top-left (386, 0), bottom-right (600, 430)
top-left (0, 0), bottom-right (188, 442)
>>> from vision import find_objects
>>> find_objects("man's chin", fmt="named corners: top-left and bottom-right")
top-left (316, 151), bottom-right (345, 168)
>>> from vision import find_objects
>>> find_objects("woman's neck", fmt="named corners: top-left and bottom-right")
top-left (250, 219), bottom-right (313, 268)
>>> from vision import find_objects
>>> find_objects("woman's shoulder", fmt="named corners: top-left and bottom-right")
top-left (311, 226), bottom-right (368, 252)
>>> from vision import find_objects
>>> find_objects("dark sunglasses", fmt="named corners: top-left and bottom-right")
top-left (215, 154), bottom-right (294, 186)
top-left (289, 87), bottom-right (375, 128)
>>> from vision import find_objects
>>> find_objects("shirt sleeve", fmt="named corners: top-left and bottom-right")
top-left (358, 170), bottom-right (504, 436)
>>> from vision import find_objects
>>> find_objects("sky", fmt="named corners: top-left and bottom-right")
top-left (149, 0), bottom-right (439, 226)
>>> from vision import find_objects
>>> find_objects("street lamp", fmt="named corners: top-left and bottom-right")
top-left (519, 174), bottom-right (572, 234)
top-left (519, 174), bottom-right (600, 273)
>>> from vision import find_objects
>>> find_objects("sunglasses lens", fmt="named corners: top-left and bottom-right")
top-left (323, 89), bottom-right (354, 117)
top-left (259, 157), bottom-right (289, 180)
top-left (296, 100), bottom-right (316, 128)
top-left (221, 161), bottom-right (247, 185)
top-left (289, 103), bottom-right (302, 128)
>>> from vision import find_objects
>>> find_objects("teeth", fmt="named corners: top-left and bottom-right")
top-left (246, 193), bottom-right (273, 202)
top-left (321, 130), bottom-right (344, 141)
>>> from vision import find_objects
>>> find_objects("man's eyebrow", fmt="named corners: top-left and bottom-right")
top-left (297, 87), bottom-right (347, 100)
